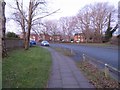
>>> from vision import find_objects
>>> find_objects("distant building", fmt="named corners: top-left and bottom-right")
top-left (19, 32), bottom-right (53, 42)
top-left (19, 32), bottom-right (26, 39)
top-left (74, 33), bottom-right (85, 43)
top-left (39, 34), bottom-right (52, 41)
top-left (20, 32), bottom-right (74, 42)
top-left (19, 33), bottom-right (40, 42)
top-left (52, 35), bottom-right (61, 42)
top-left (30, 33), bottom-right (39, 41)
top-left (61, 35), bottom-right (71, 42)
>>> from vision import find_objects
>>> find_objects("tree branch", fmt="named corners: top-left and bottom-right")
top-left (32, 9), bottom-right (60, 22)
top-left (15, 0), bottom-right (28, 23)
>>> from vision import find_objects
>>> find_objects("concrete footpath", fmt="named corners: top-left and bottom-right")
top-left (46, 47), bottom-right (95, 88)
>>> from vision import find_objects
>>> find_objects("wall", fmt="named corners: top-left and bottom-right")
top-left (4, 38), bottom-right (24, 50)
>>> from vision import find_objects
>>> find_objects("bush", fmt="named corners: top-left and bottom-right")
top-left (6, 32), bottom-right (19, 38)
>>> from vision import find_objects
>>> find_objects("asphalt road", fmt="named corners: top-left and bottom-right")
top-left (50, 43), bottom-right (119, 69)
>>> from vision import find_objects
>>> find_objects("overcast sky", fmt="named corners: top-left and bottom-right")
top-left (4, 0), bottom-right (119, 33)
top-left (45, 0), bottom-right (119, 20)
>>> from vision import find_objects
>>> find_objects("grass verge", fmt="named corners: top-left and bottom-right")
top-left (79, 43), bottom-right (118, 47)
top-left (2, 46), bottom-right (52, 88)
top-left (77, 60), bottom-right (120, 88)
top-left (53, 47), bottom-right (74, 56)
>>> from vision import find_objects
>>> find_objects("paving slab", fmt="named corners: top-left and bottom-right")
top-left (46, 47), bottom-right (95, 88)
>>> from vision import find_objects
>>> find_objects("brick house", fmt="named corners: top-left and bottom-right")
top-left (19, 33), bottom-right (39, 42)
top-left (18, 33), bottom-right (23, 39)
top-left (61, 35), bottom-right (71, 42)
top-left (52, 35), bottom-right (61, 42)
top-left (19, 32), bottom-right (52, 42)
top-left (39, 34), bottom-right (52, 41)
top-left (30, 33), bottom-right (39, 42)
top-left (74, 33), bottom-right (85, 43)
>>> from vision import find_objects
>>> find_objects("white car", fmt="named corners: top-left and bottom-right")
top-left (41, 40), bottom-right (50, 46)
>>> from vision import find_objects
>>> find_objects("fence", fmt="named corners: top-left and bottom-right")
top-left (4, 38), bottom-right (24, 50)
top-left (82, 53), bottom-right (120, 82)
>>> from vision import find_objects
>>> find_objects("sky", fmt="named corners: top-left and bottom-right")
top-left (44, 0), bottom-right (119, 20)
top-left (4, 0), bottom-right (119, 34)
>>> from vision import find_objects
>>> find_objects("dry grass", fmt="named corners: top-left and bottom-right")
top-left (54, 47), bottom-right (74, 56)
top-left (77, 60), bottom-right (120, 88)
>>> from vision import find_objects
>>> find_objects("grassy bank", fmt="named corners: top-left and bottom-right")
top-left (77, 61), bottom-right (119, 88)
top-left (78, 43), bottom-right (118, 47)
top-left (53, 47), bottom-right (74, 56)
top-left (2, 46), bottom-right (52, 88)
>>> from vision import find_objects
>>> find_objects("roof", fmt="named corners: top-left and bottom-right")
top-left (74, 33), bottom-right (84, 36)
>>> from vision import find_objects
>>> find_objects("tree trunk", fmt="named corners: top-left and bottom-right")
top-left (21, 19), bottom-right (26, 48)
top-left (25, 37), bottom-right (29, 50)
top-left (21, 0), bottom-right (26, 49)
top-left (1, 1), bottom-right (7, 57)
top-left (25, 1), bottom-right (32, 50)
top-left (2, 38), bottom-right (7, 58)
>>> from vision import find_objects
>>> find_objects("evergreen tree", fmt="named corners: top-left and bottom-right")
top-left (6, 32), bottom-right (19, 38)
top-left (103, 13), bottom-right (118, 42)
top-left (104, 24), bottom-right (118, 42)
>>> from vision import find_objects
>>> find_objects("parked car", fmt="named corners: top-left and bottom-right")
top-left (30, 40), bottom-right (36, 46)
top-left (41, 40), bottom-right (50, 46)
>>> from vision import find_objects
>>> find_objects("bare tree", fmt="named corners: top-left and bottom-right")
top-left (14, 0), bottom-right (46, 49)
top-left (104, 13), bottom-right (118, 42)
top-left (44, 20), bottom-right (59, 41)
top-left (59, 16), bottom-right (76, 41)
top-left (10, 10), bottom-right (27, 48)
top-left (11, 0), bottom-right (60, 50)
top-left (90, 2), bottom-right (116, 42)
top-left (40, 21), bottom-right (51, 34)
top-left (77, 6), bottom-right (93, 43)
top-left (32, 22), bottom-right (48, 40)
top-left (76, 2), bottom-right (116, 43)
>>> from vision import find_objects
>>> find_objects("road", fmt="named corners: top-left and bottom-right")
top-left (50, 43), bottom-right (118, 69)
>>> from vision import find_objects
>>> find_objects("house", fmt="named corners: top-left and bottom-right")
top-left (52, 35), bottom-right (61, 42)
top-left (39, 34), bottom-right (52, 41)
top-left (61, 35), bottom-right (71, 42)
top-left (19, 32), bottom-right (24, 39)
top-left (74, 33), bottom-right (85, 43)
top-left (30, 33), bottom-right (39, 42)
top-left (19, 32), bottom-right (52, 42)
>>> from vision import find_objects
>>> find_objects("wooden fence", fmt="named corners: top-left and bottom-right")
top-left (4, 38), bottom-right (24, 50)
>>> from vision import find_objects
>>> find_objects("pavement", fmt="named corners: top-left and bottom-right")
top-left (46, 47), bottom-right (95, 88)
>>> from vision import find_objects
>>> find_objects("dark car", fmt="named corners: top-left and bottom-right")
top-left (41, 40), bottom-right (50, 46)
top-left (30, 40), bottom-right (36, 46)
